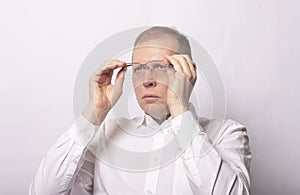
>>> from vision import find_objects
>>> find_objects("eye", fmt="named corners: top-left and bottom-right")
top-left (134, 64), bottom-right (146, 72)
top-left (154, 64), bottom-right (167, 71)
top-left (158, 64), bottom-right (166, 69)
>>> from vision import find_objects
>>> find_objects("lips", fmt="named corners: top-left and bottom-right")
top-left (142, 94), bottom-right (160, 102)
top-left (142, 94), bottom-right (160, 99)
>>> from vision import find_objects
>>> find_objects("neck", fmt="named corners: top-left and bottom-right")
top-left (150, 113), bottom-right (171, 125)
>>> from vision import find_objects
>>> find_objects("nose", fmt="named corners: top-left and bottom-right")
top-left (143, 71), bottom-right (157, 88)
top-left (143, 80), bottom-right (157, 87)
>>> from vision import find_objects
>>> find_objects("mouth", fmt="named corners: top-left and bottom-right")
top-left (142, 95), bottom-right (160, 102)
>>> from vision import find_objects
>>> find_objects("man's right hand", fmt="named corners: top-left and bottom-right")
top-left (82, 60), bottom-right (127, 125)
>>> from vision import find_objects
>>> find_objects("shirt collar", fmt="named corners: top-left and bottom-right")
top-left (136, 113), bottom-right (159, 126)
top-left (136, 103), bottom-right (196, 127)
top-left (137, 112), bottom-right (172, 127)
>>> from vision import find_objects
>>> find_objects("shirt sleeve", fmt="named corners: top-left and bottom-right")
top-left (172, 111), bottom-right (251, 195)
top-left (29, 115), bottom-right (100, 195)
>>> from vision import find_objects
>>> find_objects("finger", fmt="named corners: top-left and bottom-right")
top-left (115, 67), bottom-right (127, 92)
top-left (165, 55), bottom-right (184, 73)
top-left (111, 67), bottom-right (127, 104)
top-left (172, 55), bottom-right (192, 79)
top-left (95, 60), bottom-right (126, 75)
top-left (104, 60), bottom-right (126, 71)
top-left (91, 74), bottom-right (111, 86)
top-left (92, 60), bottom-right (125, 87)
top-left (182, 55), bottom-right (197, 80)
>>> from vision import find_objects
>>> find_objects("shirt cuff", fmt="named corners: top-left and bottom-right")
top-left (171, 110), bottom-right (205, 149)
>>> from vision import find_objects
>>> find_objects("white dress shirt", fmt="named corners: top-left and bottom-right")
top-left (29, 109), bottom-right (251, 195)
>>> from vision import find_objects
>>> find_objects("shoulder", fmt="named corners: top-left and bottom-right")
top-left (197, 116), bottom-right (248, 144)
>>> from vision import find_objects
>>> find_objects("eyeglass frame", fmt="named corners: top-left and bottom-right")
top-left (123, 60), bottom-right (174, 74)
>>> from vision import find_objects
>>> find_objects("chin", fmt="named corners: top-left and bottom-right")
top-left (143, 103), bottom-right (169, 118)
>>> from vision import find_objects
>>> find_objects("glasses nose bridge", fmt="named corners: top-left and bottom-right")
top-left (143, 63), bottom-right (154, 72)
top-left (141, 63), bottom-right (159, 81)
top-left (143, 65), bottom-right (154, 78)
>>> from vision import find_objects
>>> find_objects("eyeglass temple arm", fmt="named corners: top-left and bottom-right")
top-left (123, 61), bottom-right (168, 68)
top-left (123, 63), bottom-right (145, 68)
top-left (123, 63), bottom-right (133, 68)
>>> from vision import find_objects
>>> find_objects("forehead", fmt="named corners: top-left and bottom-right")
top-left (132, 47), bottom-right (176, 63)
top-left (132, 38), bottom-right (179, 63)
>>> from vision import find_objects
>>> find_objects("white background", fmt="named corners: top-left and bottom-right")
top-left (1, 0), bottom-right (299, 194)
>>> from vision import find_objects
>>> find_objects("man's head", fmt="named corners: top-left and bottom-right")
top-left (131, 26), bottom-right (192, 122)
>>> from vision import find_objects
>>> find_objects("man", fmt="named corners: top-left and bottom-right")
top-left (30, 26), bottom-right (251, 195)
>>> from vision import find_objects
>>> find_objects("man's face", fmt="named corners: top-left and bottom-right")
top-left (132, 39), bottom-right (178, 120)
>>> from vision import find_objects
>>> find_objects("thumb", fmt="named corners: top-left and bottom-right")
top-left (115, 67), bottom-right (127, 91)
top-left (111, 68), bottom-right (127, 103)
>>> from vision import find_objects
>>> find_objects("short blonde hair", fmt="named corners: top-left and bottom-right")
top-left (134, 26), bottom-right (192, 58)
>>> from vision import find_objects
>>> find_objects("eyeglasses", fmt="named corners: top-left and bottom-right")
top-left (124, 60), bottom-right (174, 74)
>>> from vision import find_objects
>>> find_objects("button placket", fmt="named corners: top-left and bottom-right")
top-left (144, 132), bottom-right (167, 194)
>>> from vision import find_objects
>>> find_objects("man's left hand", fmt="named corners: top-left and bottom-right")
top-left (165, 54), bottom-right (197, 117)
